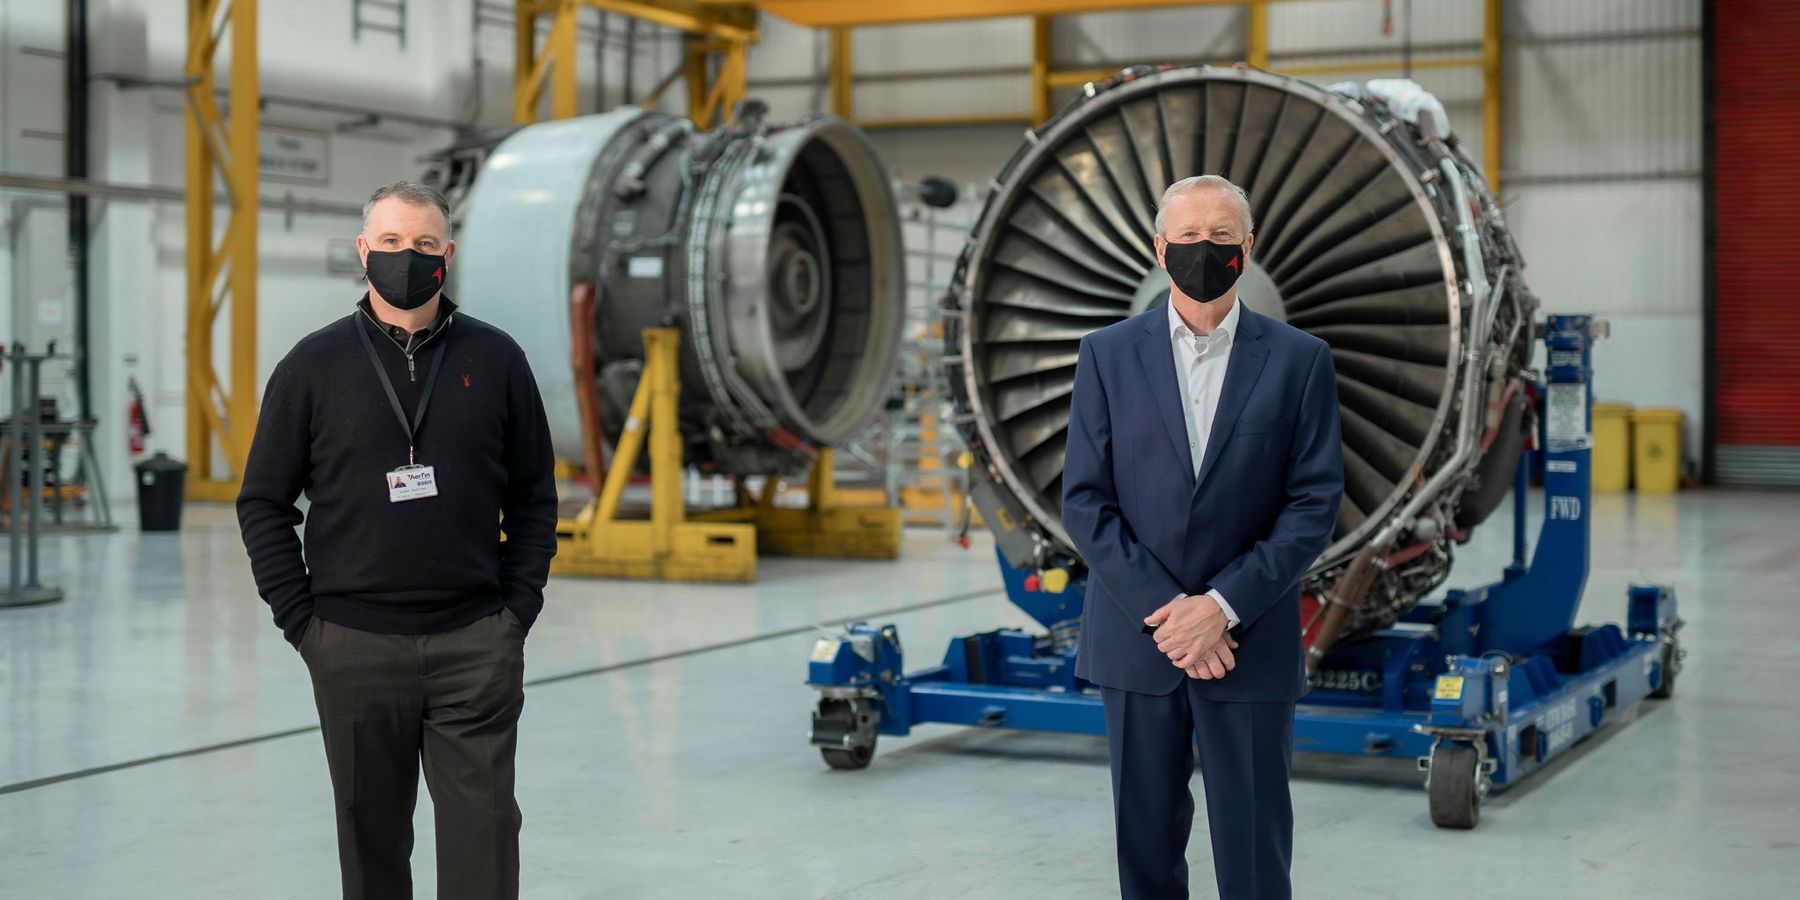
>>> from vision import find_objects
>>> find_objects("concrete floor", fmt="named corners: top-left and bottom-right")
top-left (2, 490), bottom-right (1798, 898)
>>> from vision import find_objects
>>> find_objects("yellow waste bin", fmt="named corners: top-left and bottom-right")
top-left (1591, 403), bottom-right (1633, 492)
top-left (1631, 408), bottom-right (1684, 494)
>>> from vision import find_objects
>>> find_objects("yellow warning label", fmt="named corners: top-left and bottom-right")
top-left (995, 509), bottom-right (1016, 532)
top-left (811, 639), bottom-right (840, 663)
top-left (1434, 676), bottom-right (1465, 700)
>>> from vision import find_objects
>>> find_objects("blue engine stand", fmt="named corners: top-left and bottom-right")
top-left (807, 316), bottom-right (1684, 828)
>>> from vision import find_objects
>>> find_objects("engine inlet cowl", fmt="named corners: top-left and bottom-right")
top-left (945, 67), bottom-right (1536, 638)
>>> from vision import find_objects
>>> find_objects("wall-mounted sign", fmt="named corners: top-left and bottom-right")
top-left (260, 125), bottom-right (330, 186)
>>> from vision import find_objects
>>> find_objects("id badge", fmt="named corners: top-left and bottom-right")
top-left (387, 464), bottom-right (439, 503)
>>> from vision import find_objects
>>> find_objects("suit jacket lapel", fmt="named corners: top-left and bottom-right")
top-left (1194, 308), bottom-right (1270, 493)
top-left (1136, 309), bottom-right (1197, 490)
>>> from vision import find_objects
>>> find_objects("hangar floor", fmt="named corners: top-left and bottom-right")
top-left (2, 491), bottom-right (1797, 899)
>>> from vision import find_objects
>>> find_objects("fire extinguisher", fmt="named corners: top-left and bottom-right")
top-left (127, 377), bottom-right (151, 456)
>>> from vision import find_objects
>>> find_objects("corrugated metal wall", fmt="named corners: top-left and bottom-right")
top-left (1500, 0), bottom-right (1703, 467)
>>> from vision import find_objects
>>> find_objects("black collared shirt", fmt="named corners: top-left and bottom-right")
top-left (358, 293), bottom-right (451, 350)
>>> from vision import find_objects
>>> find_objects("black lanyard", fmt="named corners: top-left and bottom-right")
top-left (356, 315), bottom-right (449, 465)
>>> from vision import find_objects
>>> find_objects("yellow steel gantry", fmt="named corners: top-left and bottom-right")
top-left (795, 0), bottom-right (1504, 188)
top-left (514, 0), bottom-right (759, 127)
top-left (184, 0), bottom-right (259, 502)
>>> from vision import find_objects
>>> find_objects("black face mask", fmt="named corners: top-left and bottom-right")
top-left (1162, 239), bottom-right (1245, 303)
top-left (364, 248), bottom-right (447, 310)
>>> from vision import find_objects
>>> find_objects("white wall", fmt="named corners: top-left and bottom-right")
top-left (1, 1), bottom-right (76, 419)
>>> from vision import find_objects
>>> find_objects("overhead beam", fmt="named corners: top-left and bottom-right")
top-left (1275, 55), bottom-right (1484, 77)
top-left (588, 0), bottom-right (757, 42)
top-left (753, 0), bottom-right (1255, 28)
top-left (855, 114), bottom-right (1033, 129)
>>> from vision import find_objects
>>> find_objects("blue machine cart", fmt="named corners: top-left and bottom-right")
top-left (808, 316), bottom-right (1684, 829)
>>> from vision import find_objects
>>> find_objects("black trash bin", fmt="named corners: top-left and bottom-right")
top-left (136, 452), bottom-right (187, 532)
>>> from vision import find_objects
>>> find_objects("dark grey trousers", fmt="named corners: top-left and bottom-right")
top-left (300, 609), bottom-right (526, 900)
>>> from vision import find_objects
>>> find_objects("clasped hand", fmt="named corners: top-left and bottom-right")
top-left (1144, 594), bottom-right (1239, 680)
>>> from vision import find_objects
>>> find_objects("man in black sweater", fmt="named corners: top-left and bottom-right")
top-left (237, 180), bottom-right (558, 900)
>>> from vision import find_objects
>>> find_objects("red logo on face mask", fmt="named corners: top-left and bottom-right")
top-left (462, 374), bottom-right (471, 388)
top-left (432, 266), bottom-right (444, 283)
top-left (1227, 255), bottom-right (1241, 272)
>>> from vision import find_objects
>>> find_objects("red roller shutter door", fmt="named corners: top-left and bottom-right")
top-left (1712, 1), bottom-right (1800, 485)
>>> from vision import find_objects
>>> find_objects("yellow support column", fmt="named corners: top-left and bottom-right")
top-left (551, 329), bottom-right (757, 582)
top-left (515, 0), bottom-right (536, 120)
top-left (685, 36), bottom-right (712, 124)
top-left (720, 40), bottom-right (748, 121)
top-left (684, 37), bottom-right (750, 129)
top-left (829, 27), bottom-right (852, 119)
top-left (1247, 0), bottom-right (1269, 69)
top-left (1483, 0), bottom-right (1503, 192)
top-left (515, 0), bottom-right (580, 124)
top-left (184, 0), bottom-right (258, 503)
top-left (807, 446), bottom-right (837, 511)
top-left (647, 325), bottom-right (683, 559)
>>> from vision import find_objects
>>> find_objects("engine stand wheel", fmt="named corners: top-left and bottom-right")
top-left (821, 743), bottom-right (875, 770)
top-left (1650, 637), bottom-right (1682, 699)
top-left (814, 697), bottom-right (879, 770)
top-left (1427, 741), bottom-right (1483, 830)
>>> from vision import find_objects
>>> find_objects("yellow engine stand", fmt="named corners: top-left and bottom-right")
top-left (550, 329), bottom-right (757, 582)
top-left (696, 447), bottom-right (904, 560)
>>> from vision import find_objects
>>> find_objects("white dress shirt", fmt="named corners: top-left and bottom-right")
top-left (1167, 297), bottom-right (1243, 629)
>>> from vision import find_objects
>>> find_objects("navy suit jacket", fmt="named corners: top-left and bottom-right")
top-left (1065, 302), bottom-right (1344, 701)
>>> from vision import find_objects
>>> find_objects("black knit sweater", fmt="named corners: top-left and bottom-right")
top-left (237, 298), bottom-right (558, 647)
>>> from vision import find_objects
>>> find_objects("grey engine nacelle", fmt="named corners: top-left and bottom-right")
top-left (453, 103), bottom-right (905, 476)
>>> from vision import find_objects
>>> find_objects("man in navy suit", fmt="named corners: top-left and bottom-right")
top-left (1064, 175), bottom-right (1345, 899)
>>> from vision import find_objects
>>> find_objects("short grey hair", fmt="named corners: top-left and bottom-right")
top-left (362, 180), bottom-right (453, 238)
top-left (1154, 175), bottom-right (1254, 237)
